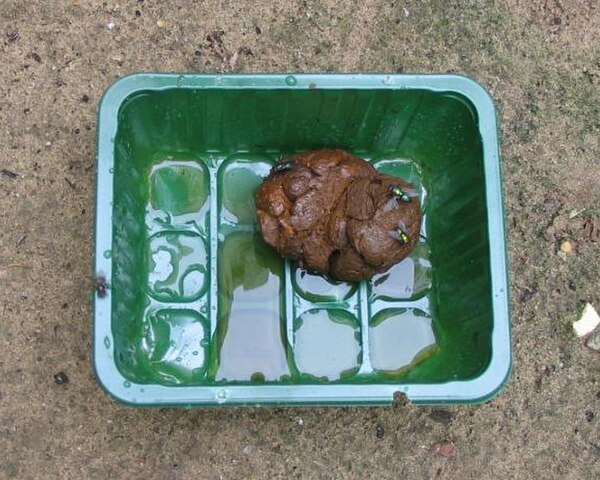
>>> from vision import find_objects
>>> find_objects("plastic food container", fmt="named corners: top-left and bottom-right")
top-left (93, 73), bottom-right (510, 406)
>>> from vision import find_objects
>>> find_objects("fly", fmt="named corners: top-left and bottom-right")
top-left (390, 184), bottom-right (418, 203)
top-left (272, 156), bottom-right (295, 173)
top-left (390, 221), bottom-right (410, 245)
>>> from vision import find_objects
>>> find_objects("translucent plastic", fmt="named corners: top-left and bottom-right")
top-left (93, 74), bottom-right (511, 406)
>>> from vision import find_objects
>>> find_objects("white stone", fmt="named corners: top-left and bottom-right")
top-left (573, 303), bottom-right (600, 337)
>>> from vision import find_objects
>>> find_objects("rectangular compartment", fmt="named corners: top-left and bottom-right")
top-left (94, 74), bottom-right (510, 406)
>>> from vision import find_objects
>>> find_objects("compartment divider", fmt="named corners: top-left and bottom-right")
top-left (357, 282), bottom-right (372, 374)
top-left (208, 165), bottom-right (219, 339)
top-left (284, 259), bottom-right (295, 349)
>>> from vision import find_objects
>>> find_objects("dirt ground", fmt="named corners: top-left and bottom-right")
top-left (1, 1), bottom-right (599, 478)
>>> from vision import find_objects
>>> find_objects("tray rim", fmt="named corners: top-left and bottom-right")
top-left (93, 73), bottom-right (511, 407)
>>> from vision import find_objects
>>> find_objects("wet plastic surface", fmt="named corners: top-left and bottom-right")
top-left (94, 74), bottom-right (510, 406)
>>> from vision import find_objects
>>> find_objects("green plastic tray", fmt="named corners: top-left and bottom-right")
top-left (93, 73), bottom-right (510, 406)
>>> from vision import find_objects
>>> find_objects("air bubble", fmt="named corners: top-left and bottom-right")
top-left (103, 250), bottom-right (112, 259)
top-left (285, 75), bottom-right (297, 86)
top-left (216, 389), bottom-right (229, 403)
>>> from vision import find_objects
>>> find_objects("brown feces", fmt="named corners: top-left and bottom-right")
top-left (255, 149), bottom-right (421, 282)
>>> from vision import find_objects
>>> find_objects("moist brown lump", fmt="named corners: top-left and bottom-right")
top-left (255, 149), bottom-right (421, 282)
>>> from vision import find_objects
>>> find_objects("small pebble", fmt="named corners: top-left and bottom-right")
top-left (585, 411), bottom-right (595, 422)
top-left (586, 331), bottom-right (600, 351)
top-left (375, 424), bottom-right (385, 439)
top-left (560, 240), bottom-right (573, 253)
top-left (435, 441), bottom-right (455, 458)
top-left (53, 372), bottom-right (69, 385)
top-left (106, 22), bottom-right (116, 30)
top-left (6, 31), bottom-right (19, 43)
top-left (156, 19), bottom-right (166, 28)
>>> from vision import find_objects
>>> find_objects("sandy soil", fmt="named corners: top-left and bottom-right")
top-left (1, 1), bottom-right (599, 478)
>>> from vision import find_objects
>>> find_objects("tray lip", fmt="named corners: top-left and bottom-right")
top-left (93, 73), bottom-right (511, 407)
